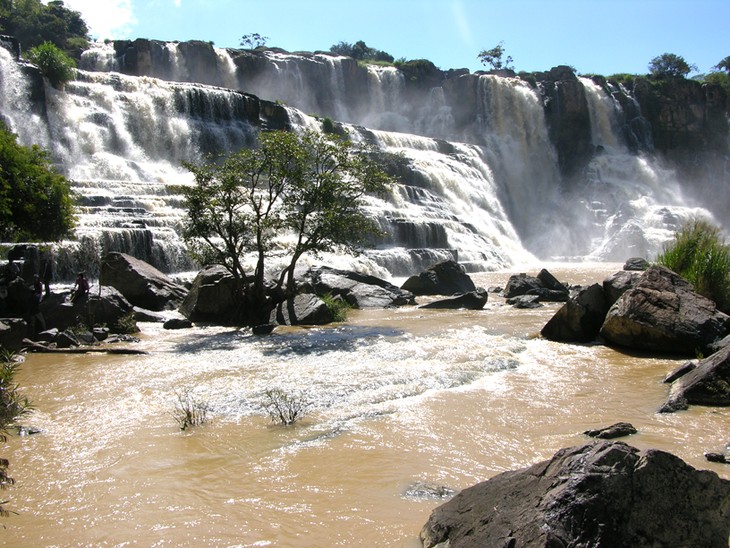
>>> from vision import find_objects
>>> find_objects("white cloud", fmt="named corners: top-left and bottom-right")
top-left (62, 0), bottom-right (137, 40)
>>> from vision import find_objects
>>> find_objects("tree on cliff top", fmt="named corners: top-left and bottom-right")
top-left (0, 0), bottom-right (89, 58)
top-left (182, 129), bottom-right (394, 325)
top-left (648, 53), bottom-right (697, 79)
top-left (714, 56), bottom-right (730, 73)
top-left (477, 42), bottom-right (514, 71)
top-left (330, 40), bottom-right (394, 63)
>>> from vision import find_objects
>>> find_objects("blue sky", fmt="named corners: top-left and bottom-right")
top-left (66, 0), bottom-right (728, 76)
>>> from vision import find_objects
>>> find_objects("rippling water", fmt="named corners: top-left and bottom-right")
top-left (4, 264), bottom-right (729, 546)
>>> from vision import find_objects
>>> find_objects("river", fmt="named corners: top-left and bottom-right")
top-left (4, 264), bottom-right (729, 546)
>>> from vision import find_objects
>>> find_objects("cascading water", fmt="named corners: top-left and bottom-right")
top-left (578, 78), bottom-right (712, 260)
top-left (0, 40), bottom-right (722, 278)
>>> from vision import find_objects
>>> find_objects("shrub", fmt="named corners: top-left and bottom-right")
top-left (263, 388), bottom-right (309, 425)
top-left (657, 219), bottom-right (730, 312)
top-left (321, 293), bottom-right (350, 322)
top-left (171, 388), bottom-right (210, 431)
top-left (0, 349), bottom-right (31, 517)
top-left (27, 41), bottom-right (77, 88)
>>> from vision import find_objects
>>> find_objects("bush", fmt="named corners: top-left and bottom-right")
top-left (321, 293), bottom-right (350, 322)
top-left (0, 349), bottom-right (31, 517)
top-left (657, 219), bottom-right (730, 312)
top-left (27, 41), bottom-right (77, 88)
top-left (263, 389), bottom-right (309, 425)
top-left (171, 388), bottom-right (210, 431)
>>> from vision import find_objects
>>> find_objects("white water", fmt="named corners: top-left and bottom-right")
top-left (0, 43), bottom-right (721, 277)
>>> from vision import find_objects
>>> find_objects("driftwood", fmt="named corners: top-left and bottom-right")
top-left (22, 339), bottom-right (148, 355)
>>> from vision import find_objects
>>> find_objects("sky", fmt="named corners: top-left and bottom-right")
top-left (63, 0), bottom-right (729, 76)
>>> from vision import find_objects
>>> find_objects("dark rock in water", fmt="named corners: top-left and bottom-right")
top-left (252, 323), bottom-right (276, 335)
top-left (419, 288), bottom-right (488, 310)
top-left (270, 293), bottom-right (333, 326)
top-left (403, 481), bottom-right (455, 500)
top-left (304, 266), bottom-right (414, 308)
top-left (624, 257), bottom-right (650, 271)
top-left (36, 328), bottom-right (59, 343)
top-left (541, 283), bottom-right (608, 342)
top-left (401, 260), bottom-right (476, 296)
top-left (507, 294), bottom-right (543, 308)
top-left (663, 360), bottom-right (697, 383)
top-left (705, 452), bottom-right (728, 464)
top-left (600, 266), bottom-right (730, 356)
top-left (100, 252), bottom-right (188, 311)
top-left (163, 318), bottom-right (192, 330)
top-left (0, 318), bottom-right (27, 352)
top-left (584, 422), bottom-right (637, 439)
top-left (504, 269), bottom-right (569, 302)
top-left (420, 441), bottom-right (730, 548)
top-left (603, 269), bottom-right (641, 308)
top-left (133, 306), bottom-right (166, 323)
top-left (661, 344), bottom-right (730, 411)
top-left (179, 265), bottom-right (239, 322)
top-left (92, 327), bottom-right (109, 341)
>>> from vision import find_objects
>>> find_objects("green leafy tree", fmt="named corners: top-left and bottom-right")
top-left (329, 40), bottom-right (394, 63)
top-left (0, 121), bottom-right (76, 242)
top-left (26, 41), bottom-right (76, 87)
top-left (239, 33), bottom-right (268, 49)
top-left (714, 55), bottom-right (730, 74)
top-left (0, 0), bottom-right (88, 58)
top-left (182, 129), bottom-right (393, 325)
top-left (477, 41), bottom-right (513, 71)
top-left (648, 53), bottom-right (697, 79)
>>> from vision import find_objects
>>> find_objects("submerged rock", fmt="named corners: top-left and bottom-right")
top-left (584, 422), bottom-right (637, 439)
top-left (419, 288), bottom-right (488, 310)
top-left (420, 441), bottom-right (730, 548)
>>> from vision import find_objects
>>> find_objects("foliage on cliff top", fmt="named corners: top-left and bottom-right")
top-left (0, 0), bottom-right (89, 58)
top-left (657, 218), bottom-right (730, 313)
top-left (0, 121), bottom-right (76, 242)
top-left (478, 42), bottom-right (514, 71)
top-left (27, 41), bottom-right (76, 87)
top-left (648, 52), bottom-right (697, 79)
top-left (330, 40), bottom-right (394, 63)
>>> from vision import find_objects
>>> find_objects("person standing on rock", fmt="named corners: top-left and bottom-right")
top-left (71, 271), bottom-right (90, 303)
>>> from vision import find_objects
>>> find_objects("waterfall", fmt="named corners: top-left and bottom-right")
top-left (578, 78), bottom-right (713, 261)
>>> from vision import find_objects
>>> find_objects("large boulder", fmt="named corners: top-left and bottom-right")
top-left (401, 260), bottom-right (476, 296)
top-left (40, 287), bottom-right (136, 333)
top-left (661, 344), bottom-right (730, 412)
top-left (541, 283), bottom-right (609, 342)
top-left (420, 441), bottom-right (730, 548)
top-left (0, 319), bottom-right (28, 352)
top-left (270, 294), bottom-right (333, 326)
top-left (304, 266), bottom-right (415, 308)
top-left (100, 252), bottom-right (187, 311)
top-left (179, 265), bottom-right (238, 322)
top-left (419, 289), bottom-right (488, 310)
top-left (503, 269), bottom-right (569, 302)
top-left (600, 266), bottom-right (730, 356)
top-left (603, 269), bottom-right (641, 307)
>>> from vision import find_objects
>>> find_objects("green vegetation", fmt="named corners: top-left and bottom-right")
top-left (657, 219), bottom-right (730, 313)
top-left (648, 53), bottom-right (697, 79)
top-left (321, 293), bottom-right (351, 322)
top-left (330, 40), bottom-right (394, 63)
top-left (171, 388), bottom-right (210, 431)
top-left (263, 388), bottom-right (309, 425)
top-left (714, 55), bottom-right (730, 74)
top-left (0, 0), bottom-right (89, 58)
top-left (0, 349), bottom-right (31, 517)
top-left (26, 41), bottom-right (76, 88)
top-left (0, 121), bottom-right (76, 242)
top-left (182, 129), bottom-right (393, 326)
top-left (477, 42), bottom-right (514, 71)
top-left (239, 32), bottom-right (268, 49)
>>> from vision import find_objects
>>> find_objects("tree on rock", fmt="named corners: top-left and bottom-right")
top-left (648, 53), bottom-right (696, 79)
top-left (182, 129), bottom-right (394, 325)
top-left (477, 41), bottom-right (513, 71)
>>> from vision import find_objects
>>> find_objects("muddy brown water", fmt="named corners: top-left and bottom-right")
top-left (4, 264), bottom-right (729, 546)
